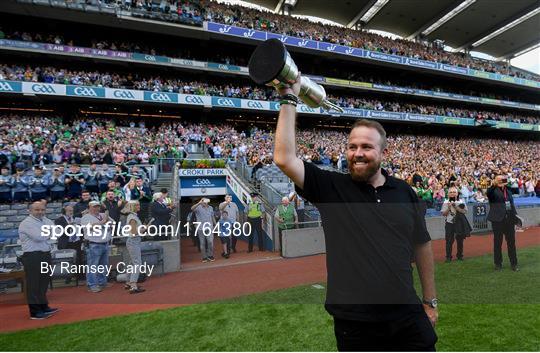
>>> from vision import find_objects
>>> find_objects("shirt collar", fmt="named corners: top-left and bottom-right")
top-left (353, 168), bottom-right (397, 189)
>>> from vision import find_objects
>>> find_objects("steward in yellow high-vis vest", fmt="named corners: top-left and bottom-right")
top-left (244, 193), bottom-right (265, 252)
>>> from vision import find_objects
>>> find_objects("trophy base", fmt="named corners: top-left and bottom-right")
top-left (248, 38), bottom-right (287, 85)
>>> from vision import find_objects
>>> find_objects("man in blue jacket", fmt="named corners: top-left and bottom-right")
top-left (12, 168), bottom-right (30, 202)
top-left (0, 167), bottom-right (13, 203)
top-left (28, 166), bottom-right (50, 201)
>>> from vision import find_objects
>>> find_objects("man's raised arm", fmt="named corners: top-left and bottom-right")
top-left (273, 75), bottom-right (305, 189)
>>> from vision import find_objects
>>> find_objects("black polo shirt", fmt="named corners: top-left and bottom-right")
top-left (295, 161), bottom-right (431, 321)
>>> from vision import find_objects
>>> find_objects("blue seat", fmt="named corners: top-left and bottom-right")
top-left (0, 229), bottom-right (18, 243)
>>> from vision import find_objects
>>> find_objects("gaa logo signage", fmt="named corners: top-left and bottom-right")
top-left (31, 84), bottom-right (56, 94)
top-left (144, 92), bottom-right (176, 103)
top-left (195, 178), bottom-right (213, 186)
top-left (0, 81), bottom-right (16, 92)
top-left (70, 86), bottom-right (103, 97)
top-left (299, 105), bottom-right (317, 113)
top-left (216, 98), bottom-right (236, 107)
top-left (113, 90), bottom-right (136, 99)
top-left (185, 95), bottom-right (205, 104)
top-left (247, 100), bottom-right (264, 109)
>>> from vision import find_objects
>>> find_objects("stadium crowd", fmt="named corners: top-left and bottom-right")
top-left (1, 28), bottom-right (537, 105)
top-left (0, 114), bottom-right (538, 205)
top-left (62, 0), bottom-right (539, 81)
top-left (1, 63), bottom-right (538, 125)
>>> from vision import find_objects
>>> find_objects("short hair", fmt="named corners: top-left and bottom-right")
top-left (81, 190), bottom-right (90, 195)
top-left (160, 188), bottom-right (168, 193)
top-left (350, 119), bottom-right (388, 150)
top-left (122, 200), bottom-right (140, 214)
top-left (61, 205), bottom-right (73, 215)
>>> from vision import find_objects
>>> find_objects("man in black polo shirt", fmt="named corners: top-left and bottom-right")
top-left (273, 77), bottom-right (438, 351)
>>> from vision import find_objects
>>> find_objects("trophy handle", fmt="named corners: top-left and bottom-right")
top-left (322, 99), bottom-right (344, 113)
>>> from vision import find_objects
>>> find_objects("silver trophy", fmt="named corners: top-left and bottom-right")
top-left (248, 39), bottom-right (343, 112)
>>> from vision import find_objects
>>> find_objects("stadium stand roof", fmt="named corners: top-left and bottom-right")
top-left (243, 0), bottom-right (540, 60)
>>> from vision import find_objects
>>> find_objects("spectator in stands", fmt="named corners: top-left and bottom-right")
top-left (64, 164), bottom-right (85, 200)
top-left (28, 166), bottom-right (49, 202)
top-left (245, 193), bottom-right (265, 252)
top-left (34, 148), bottom-right (53, 166)
top-left (487, 174), bottom-right (519, 271)
top-left (81, 200), bottom-right (112, 293)
top-left (289, 192), bottom-right (305, 224)
top-left (113, 164), bottom-right (128, 186)
top-left (217, 210), bottom-right (232, 259)
top-left (18, 201), bottom-right (58, 320)
top-left (274, 196), bottom-right (298, 255)
top-left (100, 181), bottom-right (124, 202)
top-left (150, 192), bottom-right (172, 239)
top-left (525, 176), bottom-right (536, 197)
top-left (98, 164), bottom-right (113, 193)
top-left (191, 197), bottom-right (216, 262)
top-left (0, 166), bottom-right (13, 203)
top-left (47, 167), bottom-right (65, 201)
top-left (55, 204), bottom-right (83, 283)
top-left (84, 163), bottom-right (100, 195)
top-left (218, 194), bottom-right (239, 253)
top-left (123, 200), bottom-right (146, 294)
top-left (123, 178), bottom-right (137, 202)
top-left (136, 177), bottom-right (152, 221)
top-left (73, 190), bottom-right (91, 218)
top-left (18, 139), bottom-right (33, 168)
top-left (160, 188), bottom-right (174, 208)
top-left (472, 189), bottom-right (487, 203)
top-left (12, 168), bottom-right (30, 202)
top-left (101, 190), bottom-right (124, 224)
top-left (441, 187), bottom-right (468, 262)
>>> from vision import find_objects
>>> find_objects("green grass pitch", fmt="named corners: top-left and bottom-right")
top-left (1, 246), bottom-right (539, 351)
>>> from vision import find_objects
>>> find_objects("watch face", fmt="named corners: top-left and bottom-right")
top-left (431, 299), bottom-right (438, 308)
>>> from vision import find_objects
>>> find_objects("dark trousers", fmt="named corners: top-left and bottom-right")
top-left (20, 251), bottom-right (51, 316)
top-left (13, 191), bottom-right (29, 202)
top-left (31, 191), bottom-right (47, 202)
top-left (248, 217), bottom-right (264, 251)
top-left (86, 184), bottom-right (99, 194)
top-left (0, 191), bottom-right (12, 203)
top-left (492, 216), bottom-right (518, 267)
top-left (445, 222), bottom-right (463, 260)
top-left (50, 190), bottom-right (65, 201)
top-left (334, 312), bottom-right (437, 351)
top-left (231, 234), bottom-right (237, 251)
top-left (297, 209), bottom-right (305, 224)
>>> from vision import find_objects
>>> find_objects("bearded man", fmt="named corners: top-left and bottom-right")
top-left (273, 75), bottom-right (438, 351)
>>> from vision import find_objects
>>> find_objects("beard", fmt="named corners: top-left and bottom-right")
top-left (348, 157), bottom-right (381, 182)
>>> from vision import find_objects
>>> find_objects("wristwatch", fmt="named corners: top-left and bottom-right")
top-left (422, 298), bottom-right (438, 309)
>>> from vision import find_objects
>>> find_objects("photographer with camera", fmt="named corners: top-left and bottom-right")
top-left (487, 174), bottom-right (519, 271)
top-left (441, 187), bottom-right (468, 262)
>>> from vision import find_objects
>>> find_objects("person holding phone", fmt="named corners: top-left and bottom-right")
top-left (441, 187), bottom-right (468, 262)
top-left (487, 174), bottom-right (519, 271)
